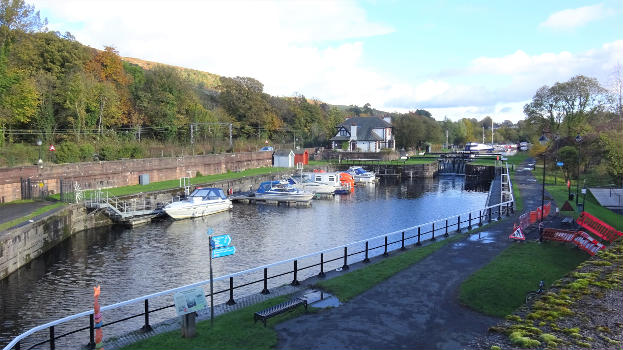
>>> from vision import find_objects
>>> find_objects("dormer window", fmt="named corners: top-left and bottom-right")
top-left (339, 128), bottom-right (348, 136)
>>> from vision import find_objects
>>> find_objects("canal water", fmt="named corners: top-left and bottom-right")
top-left (0, 176), bottom-right (489, 348)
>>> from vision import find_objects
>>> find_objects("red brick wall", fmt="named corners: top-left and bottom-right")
top-left (0, 152), bottom-right (272, 203)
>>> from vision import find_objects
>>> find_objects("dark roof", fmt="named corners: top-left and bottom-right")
top-left (330, 117), bottom-right (391, 141)
top-left (274, 149), bottom-right (294, 156)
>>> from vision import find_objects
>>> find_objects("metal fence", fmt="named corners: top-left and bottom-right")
top-left (3, 165), bottom-right (514, 350)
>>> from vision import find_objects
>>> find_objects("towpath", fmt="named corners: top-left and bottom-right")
top-left (275, 159), bottom-right (551, 349)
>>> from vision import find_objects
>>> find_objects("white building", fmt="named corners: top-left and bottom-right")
top-left (273, 149), bottom-right (295, 167)
top-left (330, 116), bottom-right (395, 152)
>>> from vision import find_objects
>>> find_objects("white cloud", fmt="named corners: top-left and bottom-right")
top-left (539, 4), bottom-right (612, 30)
top-left (31, 1), bottom-right (622, 124)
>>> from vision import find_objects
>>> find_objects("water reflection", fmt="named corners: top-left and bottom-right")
top-left (0, 176), bottom-right (487, 347)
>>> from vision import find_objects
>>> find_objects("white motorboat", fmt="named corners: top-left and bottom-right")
top-left (254, 181), bottom-right (314, 201)
top-left (164, 187), bottom-right (233, 220)
top-left (346, 166), bottom-right (377, 183)
top-left (286, 177), bottom-right (335, 195)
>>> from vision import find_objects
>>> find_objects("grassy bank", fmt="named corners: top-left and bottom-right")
top-left (0, 202), bottom-right (66, 232)
top-left (459, 242), bottom-right (587, 317)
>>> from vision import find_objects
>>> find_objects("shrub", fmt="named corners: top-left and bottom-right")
top-left (78, 143), bottom-right (95, 161)
top-left (55, 142), bottom-right (81, 163)
top-left (98, 144), bottom-right (119, 161)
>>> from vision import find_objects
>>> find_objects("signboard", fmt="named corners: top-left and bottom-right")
top-left (210, 234), bottom-right (232, 249)
top-left (174, 287), bottom-right (207, 316)
top-left (556, 161), bottom-right (564, 167)
top-left (212, 246), bottom-right (236, 258)
top-left (49, 145), bottom-right (56, 151)
top-left (509, 226), bottom-right (525, 240)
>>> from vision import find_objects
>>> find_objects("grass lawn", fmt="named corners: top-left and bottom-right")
top-left (0, 202), bottom-right (66, 232)
top-left (459, 241), bottom-right (587, 317)
top-left (48, 167), bottom-right (286, 200)
top-left (119, 296), bottom-right (309, 350)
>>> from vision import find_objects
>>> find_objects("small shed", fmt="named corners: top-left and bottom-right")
top-left (294, 150), bottom-right (309, 165)
top-left (273, 149), bottom-right (295, 168)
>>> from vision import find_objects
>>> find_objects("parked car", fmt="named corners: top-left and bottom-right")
top-left (259, 146), bottom-right (274, 152)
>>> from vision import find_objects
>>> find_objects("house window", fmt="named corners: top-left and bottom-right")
top-left (339, 128), bottom-right (348, 136)
top-left (328, 176), bottom-right (335, 182)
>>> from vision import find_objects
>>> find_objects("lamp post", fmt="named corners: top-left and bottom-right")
top-left (575, 134), bottom-right (582, 207)
top-left (538, 134), bottom-right (548, 242)
top-left (36, 139), bottom-right (43, 168)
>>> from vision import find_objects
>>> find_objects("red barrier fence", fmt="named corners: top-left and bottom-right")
top-left (542, 228), bottom-right (606, 256)
top-left (577, 211), bottom-right (623, 242)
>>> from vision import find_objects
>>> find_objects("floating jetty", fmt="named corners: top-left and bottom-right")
top-left (230, 193), bottom-right (312, 207)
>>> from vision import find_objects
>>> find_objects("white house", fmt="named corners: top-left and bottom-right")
top-left (330, 116), bottom-right (395, 152)
top-left (273, 149), bottom-right (295, 167)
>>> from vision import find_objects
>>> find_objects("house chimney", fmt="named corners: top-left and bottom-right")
top-left (350, 124), bottom-right (357, 141)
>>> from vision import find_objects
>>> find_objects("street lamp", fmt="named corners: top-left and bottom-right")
top-left (575, 134), bottom-right (583, 207)
top-left (36, 139), bottom-right (43, 168)
top-left (538, 133), bottom-right (548, 242)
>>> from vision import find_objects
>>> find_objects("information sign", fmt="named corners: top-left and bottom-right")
top-left (556, 161), bottom-right (564, 167)
top-left (211, 234), bottom-right (232, 249)
top-left (212, 246), bottom-right (236, 258)
top-left (174, 287), bottom-right (207, 316)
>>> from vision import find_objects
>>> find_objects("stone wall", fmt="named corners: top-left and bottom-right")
top-left (0, 152), bottom-right (272, 203)
top-left (0, 205), bottom-right (113, 280)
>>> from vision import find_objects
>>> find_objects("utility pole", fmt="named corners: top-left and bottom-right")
top-left (229, 123), bottom-right (232, 149)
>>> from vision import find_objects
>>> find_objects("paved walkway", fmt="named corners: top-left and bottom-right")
top-left (275, 160), bottom-right (549, 349)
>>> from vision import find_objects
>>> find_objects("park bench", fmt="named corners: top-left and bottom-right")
top-left (254, 298), bottom-right (308, 327)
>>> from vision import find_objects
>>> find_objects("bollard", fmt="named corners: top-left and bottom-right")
top-left (226, 277), bottom-right (236, 305)
top-left (416, 227), bottom-right (421, 246)
top-left (383, 237), bottom-right (389, 256)
top-left (318, 253), bottom-right (326, 278)
top-left (468, 212), bottom-right (472, 230)
top-left (261, 268), bottom-right (270, 294)
top-left (364, 242), bottom-right (370, 263)
top-left (445, 220), bottom-right (449, 237)
top-left (181, 312), bottom-right (197, 338)
top-left (342, 247), bottom-right (349, 270)
top-left (431, 223), bottom-right (436, 241)
top-left (291, 260), bottom-right (300, 286)
top-left (401, 232), bottom-right (406, 250)
top-left (457, 216), bottom-right (461, 233)
top-left (479, 210), bottom-right (482, 226)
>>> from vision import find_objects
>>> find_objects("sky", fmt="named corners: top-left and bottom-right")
top-left (33, 0), bottom-right (623, 123)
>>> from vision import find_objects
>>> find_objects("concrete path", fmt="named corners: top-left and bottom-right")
top-left (0, 200), bottom-right (62, 235)
top-left (275, 160), bottom-right (548, 349)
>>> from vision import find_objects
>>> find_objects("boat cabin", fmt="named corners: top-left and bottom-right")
top-left (189, 188), bottom-right (227, 200)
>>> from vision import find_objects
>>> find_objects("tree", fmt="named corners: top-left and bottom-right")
top-left (523, 75), bottom-right (609, 137)
top-left (598, 131), bottom-right (623, 186)
top-left (0, 0), bottom-right (47, 48)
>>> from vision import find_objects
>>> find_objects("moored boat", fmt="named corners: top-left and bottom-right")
top-left (254, 181), bottom-right (314, 201)
top-left (286, 177), bottom-right (335, 195)
top-left (163, 187), bottom-right (233, 220)
top-left (346, 166), bottom-right (377, 183)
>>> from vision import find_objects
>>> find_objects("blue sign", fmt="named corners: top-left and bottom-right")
top-left (211, 235), bottom-right (232, 249)
top-left (212, 246), bottom-right (236, 258)
top-left (556, 161), bottom-right (564, 167)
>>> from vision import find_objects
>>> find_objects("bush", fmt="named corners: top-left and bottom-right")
top-left (78, 143), bottom-right (95, 161)
top-left (55, 142), bottom-right (81, 163)
top-left (98, 144), bottom-right (119, 161)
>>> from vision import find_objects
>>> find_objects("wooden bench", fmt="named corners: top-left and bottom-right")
top-left (254, 298), bottom-right (308, 327)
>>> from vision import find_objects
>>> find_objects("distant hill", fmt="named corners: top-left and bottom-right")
top-left (123, 56), bottom-right (221, 90)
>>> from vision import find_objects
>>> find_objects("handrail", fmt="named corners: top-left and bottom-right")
top-left (3, 167), bottom-right (514, 350)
